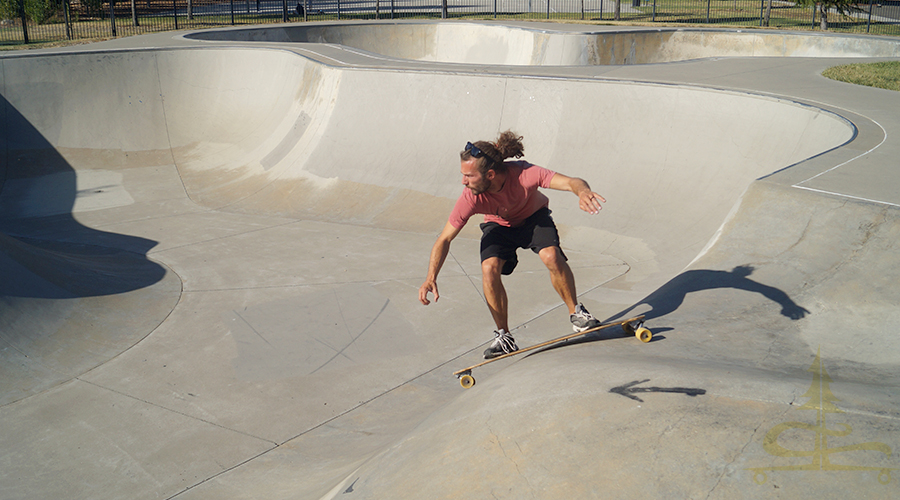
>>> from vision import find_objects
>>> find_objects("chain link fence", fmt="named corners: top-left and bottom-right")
top-left (2, 0), bottom-right (898, 46)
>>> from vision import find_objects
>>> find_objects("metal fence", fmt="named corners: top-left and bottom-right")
top-left (2, 0), bottom-right (898, 46)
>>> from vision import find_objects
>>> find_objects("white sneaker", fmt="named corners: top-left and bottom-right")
top-left (570, 303), bottom-right (602, 332)
top-left (483, 329), bottom-right (519, 359)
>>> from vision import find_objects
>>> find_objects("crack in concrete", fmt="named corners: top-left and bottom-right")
top-left (486, 417), bottom-right (536, 499)
top-left (704, 403), bottom-right (791, 499)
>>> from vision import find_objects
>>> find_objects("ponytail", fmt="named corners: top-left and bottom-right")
top-left (460, 130), bottom-right (525, 175)
top-left (495, 130), bottom-right (524, 161)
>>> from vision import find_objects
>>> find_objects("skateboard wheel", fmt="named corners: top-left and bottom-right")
top-left (459, 374), bottom-right (476, 389)
top-left (636, 327), bottom-right (652, 343)
top-left (622, 322), bottom-right (636, 335)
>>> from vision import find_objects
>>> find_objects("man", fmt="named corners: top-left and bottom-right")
top-left (418, 131), bottom-right (607, 359)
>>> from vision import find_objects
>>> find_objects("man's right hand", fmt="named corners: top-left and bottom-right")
top-left (419, 280), bottom-right (439, 305)
top-left (419, 221), bottom-right (462, 306)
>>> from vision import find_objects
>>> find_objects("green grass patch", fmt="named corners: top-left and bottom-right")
top-left (823, 61), bottom-right (900, 91)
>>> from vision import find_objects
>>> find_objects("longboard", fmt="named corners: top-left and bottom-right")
top-left (453, 315), bottom-right (650, 388)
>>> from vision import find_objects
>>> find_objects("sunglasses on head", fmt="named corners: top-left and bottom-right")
top-left (465, 141), bottom-right (486, 159)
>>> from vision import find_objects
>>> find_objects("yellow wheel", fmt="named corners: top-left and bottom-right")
top-left (459, 374), bottom-right (475, 389)
top-left (636, 327), bottom-right (652, 343)
top-left (622, 321), bottom-right (636, 335)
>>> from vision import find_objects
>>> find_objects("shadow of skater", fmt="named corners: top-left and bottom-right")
top-left (610, 265), bottom-right (809, 323)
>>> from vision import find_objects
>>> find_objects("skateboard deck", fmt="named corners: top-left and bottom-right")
top-left (453, 315), bottom-right (650, 388)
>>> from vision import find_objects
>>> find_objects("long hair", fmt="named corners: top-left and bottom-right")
top-left (460, 130), bottom-right (525, 175)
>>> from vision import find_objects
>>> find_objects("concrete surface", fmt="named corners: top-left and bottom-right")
top-left (1, 20), bottom-right (899, 499)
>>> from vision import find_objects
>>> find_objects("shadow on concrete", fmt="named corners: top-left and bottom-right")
top-left (0, 93), bottom-right (178, 406)
top-left (609, 265), bottom-right (810, 323)
top-left (0, 93), bottom-right (168, 299)
top-left (532, 265), bottom-right (805, 355)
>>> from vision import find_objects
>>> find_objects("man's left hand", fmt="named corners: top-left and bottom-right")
top-left (579, 190), bottom-right (605, 214)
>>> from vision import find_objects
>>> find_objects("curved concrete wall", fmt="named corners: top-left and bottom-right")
top-left (2, 47), bottom-right (854, 286)
top-left (187, 22), bottom-right (900, 64)
top-left (0, 45), bottom-right (856, 401)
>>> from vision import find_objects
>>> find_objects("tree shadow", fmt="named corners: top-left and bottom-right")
top-left (1, 84), bottom-right (176, 405)
top-left (608, 265), bottom-right (810, 324)
top-left (0, 92), bottom-right (167, 299)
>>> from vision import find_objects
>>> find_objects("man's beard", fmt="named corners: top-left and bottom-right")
top-left (468, 179), bottom-right (490, 195)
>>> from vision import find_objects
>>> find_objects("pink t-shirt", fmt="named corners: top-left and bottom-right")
top-left (449, 161), bottom-right (556, 228)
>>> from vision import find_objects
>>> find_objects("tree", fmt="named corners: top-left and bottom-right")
top-left (0, 0), bottom-right (60, 24)
top-left (795, 0), bottom-right (864, 30)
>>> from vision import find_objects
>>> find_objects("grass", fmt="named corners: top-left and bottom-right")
top-left (823, 61), bottom-right (900, 91)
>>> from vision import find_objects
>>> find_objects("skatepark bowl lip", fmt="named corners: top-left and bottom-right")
top-left (1, 20), bottom-right (899, 500)
top-left (183, 20), bottom-right (900, 65)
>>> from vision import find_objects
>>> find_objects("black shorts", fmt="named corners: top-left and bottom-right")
top-left (480, 207), bottom-right (567, 276)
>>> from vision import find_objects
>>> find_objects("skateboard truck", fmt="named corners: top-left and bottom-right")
top-left (456, 370), bottom-right (475, 389)
top-left (621, 319), bottom-right (650, 342)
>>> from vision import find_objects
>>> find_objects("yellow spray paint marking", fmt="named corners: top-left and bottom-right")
top-left (748, 348), bottom-right (895, 485)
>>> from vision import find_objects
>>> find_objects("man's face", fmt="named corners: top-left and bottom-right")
top-left (461, 158), bottom-right (492, 195)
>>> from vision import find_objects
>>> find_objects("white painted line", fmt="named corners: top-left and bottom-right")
top-left (794, 116), bottom-right (887, 187)
top-left (790, 113), bottom-right (892, 206)
top-left (792, 185), bottom-right (900, 208)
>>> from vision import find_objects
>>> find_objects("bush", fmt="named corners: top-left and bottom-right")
top-left (0, 0), bottom-right (64, 24)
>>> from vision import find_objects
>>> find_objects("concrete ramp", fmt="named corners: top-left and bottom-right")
top-left (335, 180), bottom-right (900, 498)
top-left (187, 22), bottom-right (900, 64)
top-left (1, 22), bottom-right (899, 500)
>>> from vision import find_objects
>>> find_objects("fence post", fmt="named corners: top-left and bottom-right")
top-left (18, 0), bottom-right (29, 43)
top-left (866, 0), bottom-right (873, 33)
top-left (132, 0), bottom-right (139, 26)
top-left (547, 0), bottom-right (550, 19)
top-left (173, 0), bottom-right (178, 29)
top-left (64, 0), bottom-right (73, 39)
top-left (109, 0), bottom-right (117, 37)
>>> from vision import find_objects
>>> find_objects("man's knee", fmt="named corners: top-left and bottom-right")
top-left (538, 246), bottom-right (566, 269)
top-left (482, 257), bottom-right (505, 278)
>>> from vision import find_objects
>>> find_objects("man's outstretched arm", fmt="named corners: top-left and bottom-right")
top-left (548, 173), bottom-right (606, 214)
top-left (419, 221), bottom-right (463, 305)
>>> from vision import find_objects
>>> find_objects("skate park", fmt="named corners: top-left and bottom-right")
top-left (1, 20), bottom-right (900, 498)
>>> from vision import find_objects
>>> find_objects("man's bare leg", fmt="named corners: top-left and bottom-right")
top-left (538, 246), bottom-right (578, 315)
top-left (481, 257), bottom-right (509, 332)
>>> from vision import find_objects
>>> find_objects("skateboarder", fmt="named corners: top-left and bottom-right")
top-left (418, 131), bottom-right (607, 359)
